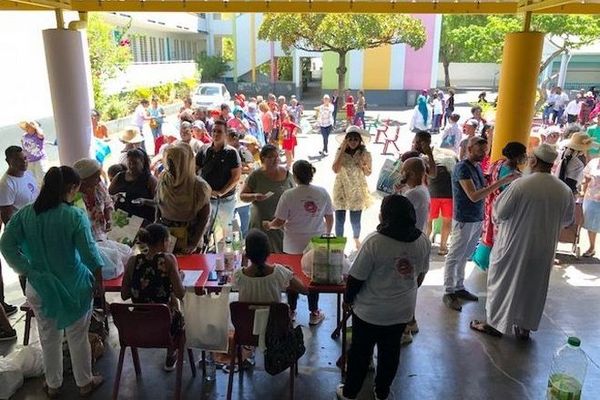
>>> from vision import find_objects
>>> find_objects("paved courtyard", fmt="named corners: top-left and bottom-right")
top-left (2, 90), bottom-right (600, 399)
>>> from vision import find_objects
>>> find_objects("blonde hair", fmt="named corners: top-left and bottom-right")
top-left (259, 101), bottom-right (270, 113)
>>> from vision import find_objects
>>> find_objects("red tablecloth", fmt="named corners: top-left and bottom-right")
top-left (103, 254), bottom-right (216, 293)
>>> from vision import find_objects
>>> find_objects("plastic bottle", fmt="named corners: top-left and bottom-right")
top-left (232, 231), bottom-right (242, 268)
top-left (204, 352), bottom-right (216, 382)
top-left (223, 238), bottom-right (235, 274)
top-left (547, 337), bottom-right (588, 400)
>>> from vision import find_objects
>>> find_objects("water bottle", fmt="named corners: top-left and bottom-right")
top-left (547, 337), bottom-right (588, 400)
top-left (223, 238), bottom-right (235, 274)
top-left (204, 352), bottom-right (216, 382)
top-left (232, 231), bottom-right (242, 268)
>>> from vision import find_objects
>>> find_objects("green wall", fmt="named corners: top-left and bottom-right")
top-left (322, 52), bottom-right (349, 90)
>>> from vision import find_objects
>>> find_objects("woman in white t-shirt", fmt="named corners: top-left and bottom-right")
top-left (264, 160), bottom-right (334, 325)
top-left (337, 194), bottom-right (430, 400)
top-left (233, 229), bottom-right (307, 303)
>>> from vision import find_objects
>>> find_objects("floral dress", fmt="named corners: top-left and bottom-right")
top-left (81, 182), bottom-right (114, 241)
top-left (333, 149), bottom-right (373, 211)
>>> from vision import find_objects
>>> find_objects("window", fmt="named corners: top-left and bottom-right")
top-left (131, 36), bottom-right (140, 63)
top-left (150, 37), bottom-right (157, 62)
top-left (140, 36), bottom-right (148, 63)
top-left (187, 42), bottom-right (192, 61)
top-left (159, 38), bottom-right (166, 62)
top-left (173, 39), bottom-right (180, 60)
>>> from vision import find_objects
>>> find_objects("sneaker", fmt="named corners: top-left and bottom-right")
top-left (323, 150), bottom-right (329, 156)
top-left (309, 310), bottom-right (325, 326)
top-left (442, 294), bottom-right (462, 311)
top-left (164, 350), bottom-right (178, 372)
top-left (0, 328), bottom-right (17, 342)
top-left (455, 289), bottom-right (479, 302)
top-left (336, 384), bottom-right (356, 400)
top-left (79, 375), bottom-right (104, 397)
top-left (2, 302), bottom-right (17, 317)
top-left (406, 320), bottom-right (419, 334)
top-left (400, 330), bottom-right (413, 345)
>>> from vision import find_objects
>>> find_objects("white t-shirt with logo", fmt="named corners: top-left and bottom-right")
top-left (274, 184), bottom-right (334, 254)
top-left (0, 171), bottom-right (39, 210)
top-left (318, 104), bottom-right (334, 127)
top-left (403, 185), bottom-right (431, 233)
top-left (349, 232), bottom-right (431, 326)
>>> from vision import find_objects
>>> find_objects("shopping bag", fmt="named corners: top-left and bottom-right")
top-left (184, 287), bottom-right (231, 353)
top-left (308, 235), bottom-right (346, 285)
top-left (376, 158), bottom-right (402, 194)
top-left (96, 240), bottom-right (131, 280)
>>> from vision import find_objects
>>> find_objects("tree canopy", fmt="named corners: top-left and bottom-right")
top-left (258, 14), bottom-right (426, 104)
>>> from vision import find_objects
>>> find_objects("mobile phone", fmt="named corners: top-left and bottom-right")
top-left (218, 274), bottom-right (229, 285)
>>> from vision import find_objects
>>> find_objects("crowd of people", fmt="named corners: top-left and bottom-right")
top-left (0, 86), bottom-right (598, 399)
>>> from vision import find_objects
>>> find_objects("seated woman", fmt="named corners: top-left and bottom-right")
top-left (233, 229), bottom-right (307, 303)
top-left (109, 148), bottom-right (157, 222)
top-left (156, 143), bottom-right (212, 253)
top-left (121, 223), bottom-right (185, 371)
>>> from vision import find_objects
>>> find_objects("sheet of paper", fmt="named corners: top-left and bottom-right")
top-left (182, 270), bottom-right (203, 288)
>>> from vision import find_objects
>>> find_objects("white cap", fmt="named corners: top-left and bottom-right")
top-left (533, 143), bottom-right (558, 164)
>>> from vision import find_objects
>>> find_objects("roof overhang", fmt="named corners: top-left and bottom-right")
top-left (0, 0), bottom-right (598, 14)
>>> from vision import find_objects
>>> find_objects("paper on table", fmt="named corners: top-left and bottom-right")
top-left (182, 270), bottom-right (203, 288)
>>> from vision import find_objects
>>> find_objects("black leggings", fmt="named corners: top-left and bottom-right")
top-left (343, 314), bottom-right (406, 399)
top-left (287, 291), bottom-right (319, 312)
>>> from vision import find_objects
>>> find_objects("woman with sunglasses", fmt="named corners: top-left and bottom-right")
top-left (332, 126), bottom-right (373, 250)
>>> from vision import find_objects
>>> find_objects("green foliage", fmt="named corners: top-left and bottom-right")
top-left (258, 14), bottom-right (426, 103)
top-left (439, 14), bottom-right (600, 88)
top-left (196, 53), bottom-right (232, 81)
top-left (278, 57), bottom-right (293, 81)
top-left (222, 37), bottom-right (235, 62)
top-left (87, 13), bottom-right (132, 112)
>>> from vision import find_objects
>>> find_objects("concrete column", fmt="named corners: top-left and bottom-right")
top-left (491, 32), bottom-right (544, 161)
top-left (557, 52), bottom-right (571, 89)
top-left (292, 50), bottom-right (301, 97)
top-left (43, 29), bottom-right (93, 166)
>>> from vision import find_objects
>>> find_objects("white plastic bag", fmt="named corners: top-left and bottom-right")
top-left (301, 248), bottom-right (351, 281)
top-left (0, 345), bottom-right (43, 399)
top-left (97, 240), bottom-right (131, 279)
top-left (183, 287), bottom-right (231, 353)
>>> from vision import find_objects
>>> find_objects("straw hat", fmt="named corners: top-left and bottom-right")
top-left (18, 120), bottom-right (42, 133)
top-left (119, 127), bottom-right (144, 144)
top-left (336, 125), bottom-right (371, 144)
top-left (240, 134), bottom-right (259, 147)
top-left (563, 132), bottom-right (598, 152)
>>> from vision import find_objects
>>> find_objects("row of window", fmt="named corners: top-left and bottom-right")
top-left (130, 36), bottom-right (204, 63)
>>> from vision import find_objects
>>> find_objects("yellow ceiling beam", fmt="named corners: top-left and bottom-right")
top-left (0, 0), bottom-right (70, 8)
top-left (70, 0), bottom-right (519, 14)
top-left (517, 0), bottom-right (577, 12)
top-left (0, 0), bottom-right (50, 8)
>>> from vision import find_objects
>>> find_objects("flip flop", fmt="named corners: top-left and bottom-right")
top-left (42, 382), bottom-right (61, 399)
top-left (513, 326), bottom-right (531, 341)
top-left (470, 320), bottom-right (503, 338)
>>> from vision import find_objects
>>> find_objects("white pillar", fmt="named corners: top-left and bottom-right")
top-left (292, 50), bottom-right (301, 95)
top-left (557, 52), bottom-right (571, 89)
top-left (43, 29), bottom-right (93, 166)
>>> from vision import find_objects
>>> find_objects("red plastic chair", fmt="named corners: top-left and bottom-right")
top-left (226, 302), bottom-right (298, 400)
top-left (374, 119), bottom-right (392, 144)
top-left (110, 303), bottom-right (196, 400)
top-left (381, 126), bottom-right (401, 155)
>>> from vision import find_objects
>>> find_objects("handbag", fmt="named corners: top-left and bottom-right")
top-left (376, 158), bottom-right (402, 194)
top-left (184, 287), bottom-right (231, 353)
top-left (264, 307), bottom-right (305, 376)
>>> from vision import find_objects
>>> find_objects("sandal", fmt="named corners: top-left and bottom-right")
top-left (583, 249), bottom-right (596, 257)
top-left (79, 375), bottom-right (104, 397)
top-left (513, 326), bottom-right (531, 341)
top-left (469, 320), bottom-right (503, 338)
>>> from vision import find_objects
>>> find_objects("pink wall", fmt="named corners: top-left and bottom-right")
top-left (403, 14), bottom-right (437, 90)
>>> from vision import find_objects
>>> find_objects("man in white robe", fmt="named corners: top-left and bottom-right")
top-left (470, 144), bottom-right (575, 339)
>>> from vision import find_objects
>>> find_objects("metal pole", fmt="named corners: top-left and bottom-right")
top-left (523, 11), bottom-right (532, 32)
top-left (55, 8), bottom-right (64, 30)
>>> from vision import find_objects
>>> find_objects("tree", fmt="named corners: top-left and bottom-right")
top-left (87, 13), bottom-right (132, 111)
top-left (439, 15), bottom-right (600, 109)
top-left (258, 14), bottom-right (426, 107)
top-left (196, 54), bottom-right (231, 81)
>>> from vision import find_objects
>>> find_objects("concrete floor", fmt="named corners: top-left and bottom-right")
top-left (3, 93), bottom-right (600, 398)
top-left (3, 250), bottom-right (600, 400)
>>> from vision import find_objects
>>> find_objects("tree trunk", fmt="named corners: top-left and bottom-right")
top-left (443, 60), bottom-right (451, 88)
top-left (336, 52), bottom-right (347, 112)
top-left (535, 72), bottom-right (559, 112)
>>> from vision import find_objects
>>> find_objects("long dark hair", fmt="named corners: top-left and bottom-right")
top-left (33, 166), bottom-right (80, 214)
top-left (127, 148), bottom-right (151, 178)
top-left (245, 229), bottom-right (270, 277)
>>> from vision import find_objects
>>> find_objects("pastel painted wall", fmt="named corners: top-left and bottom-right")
top-left (320, 14), bottom-right (441, 91)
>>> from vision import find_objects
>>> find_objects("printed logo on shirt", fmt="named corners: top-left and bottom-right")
top-left (303, 200), bottom-right (318, 215)
top-left (27, 183), bottom-right (35, 194)
top-left (395, 257), bottom-right (414, 280)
